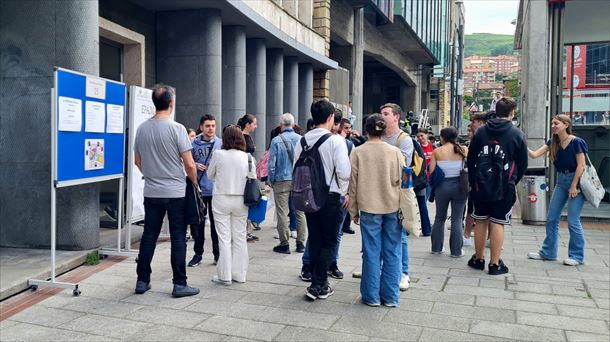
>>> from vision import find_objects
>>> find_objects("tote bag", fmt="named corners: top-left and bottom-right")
top-left (398, 166), bottom-right (422, 237)
top-left (244, 154), bottom-right (262, 206)
top-left (580, 154), bottom-right (604, 208)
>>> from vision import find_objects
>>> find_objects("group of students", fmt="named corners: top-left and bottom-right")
top-left (132, 84), bottom-right (590, 305)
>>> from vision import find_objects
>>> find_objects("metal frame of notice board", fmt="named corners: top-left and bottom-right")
top-left (28, 67), bottom-right (133, 297)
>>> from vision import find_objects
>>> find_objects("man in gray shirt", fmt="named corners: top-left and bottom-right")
top-left (133, 84), bottom-right (199, 298)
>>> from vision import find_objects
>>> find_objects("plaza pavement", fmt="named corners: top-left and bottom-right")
top-left (1, 207), bottom-right (609, 341)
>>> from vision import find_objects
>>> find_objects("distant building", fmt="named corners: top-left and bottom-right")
top-left (464, 55), bottom-right (519, 76)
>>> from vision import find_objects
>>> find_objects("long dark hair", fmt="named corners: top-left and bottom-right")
top-left (440, 127), bottom-right (466, 158)
top-left (237, 114), bottom-right (256, 130)
top-left (550, 114), bottom-right (573, 162)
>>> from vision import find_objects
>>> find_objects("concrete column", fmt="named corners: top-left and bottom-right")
top-left (283, 56), bottom-right (299, 120)
top-left (156, 9), bottom-right (222, 128)
top-left (298, 63), bottom-right (314, 129)
top-left (222, 26), bottom-right (246, 127)
top-left (246, 39), bottom-right (266, 160)
top-left (351, 7), bottom-right (364, 132)
top-left (266, 49), bottom-right (284, 146)
top-left (0, 0), bottom-right (100, 249)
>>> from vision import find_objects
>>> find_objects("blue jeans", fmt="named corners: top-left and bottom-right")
top-left (539, 172), bottom-right (586, 263)
top-left (417, 194), bottom-right (432, 236)
top-left (402, 230), bottom-right (409, 275)
top-left (360, 211), bottom-right (402, 305)
top-left (302, 196), bottom-right (346, 266)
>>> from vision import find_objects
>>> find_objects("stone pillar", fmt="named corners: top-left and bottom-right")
top-left (222, 26), bottom-right (246, 127)
top-left (246, 39), bottom-right (266, 160)
top-left (283, 56), bottom-right (299, 120)
top-left (266, 49), bottom-right (284, 146)
top-left (156, 9), bottom-right (222, 128)
top-left (298, 63), bottom-right (314, 129)
top-left (351, 7), bottom-right (364, 132)
top-left (0, 0), bottom-right (100, 249)
top-left (312, 0), bottom-right (331, 102)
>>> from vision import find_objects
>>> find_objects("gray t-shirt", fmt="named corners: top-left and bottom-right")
top-left (134, 118), bottom-right (192, 198)
top-left (383, 131), bottom-right (414, 166)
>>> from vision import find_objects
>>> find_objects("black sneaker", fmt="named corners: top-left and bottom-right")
top-left (188, 255), bottom-right (202, 267)
top-left (253, 223), bottom-right (262, 231)
top-left (247, 233), bottom-right (259, 242)
top-left (488, 260), bottom-right (509, 275)
top-left (342, 227), bottom-right (355, 234)
top-left (134, 280), bottom-right (150, 294)
top-left (300, 265), bottom-right (312, 282)
top-left (296, 242), bottom-right (305, 253)
top-left (328, 262), bottom-right (344, 279)
top-left (467, 254), bottom-right (485, 270)
top-left (317, 285), bottom-right (334, 299)
top-left (172, 284), bottom-right (200, 297)
top-left (273, 244), bottom-right (291, 254)
top-left (305, 286), bottom-right (319, 301)
top-left (213, 256), bottom-right (218, 265)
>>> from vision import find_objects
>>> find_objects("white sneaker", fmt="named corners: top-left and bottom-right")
top-left (527, 252), bottom-right (544, 260)
top-left (290, 231), bottom-right (297, 239)
top-left (463, 237), bottom-right (473, 247)
top-left (400, 274), bottom-right (410, 291)
top-left (563, 258), bottom-right (581, 266)
top-left (352, 271), bottom-right (362, 278)
top-left (450, 249), bottom-right (465, 258)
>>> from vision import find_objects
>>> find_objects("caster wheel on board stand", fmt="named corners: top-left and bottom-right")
top-left (30, 285), bottom-right (38, 292)
top-left (73, 289), bottom-right (81, 296)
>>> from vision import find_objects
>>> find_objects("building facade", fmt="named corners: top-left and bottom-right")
top-left (0, 0), bottom-right (336, 249)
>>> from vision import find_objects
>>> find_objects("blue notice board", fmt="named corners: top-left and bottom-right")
top-left (54, 68), bottom-right (126, 186)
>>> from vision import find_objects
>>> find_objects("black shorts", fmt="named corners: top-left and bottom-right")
top-left (471, 185), bottom-right (516, 225)
top-left (467, 195), bottom-right (474, 214)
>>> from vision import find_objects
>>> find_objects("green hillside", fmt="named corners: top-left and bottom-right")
top-left (464, 33), bottom-right (515, 57)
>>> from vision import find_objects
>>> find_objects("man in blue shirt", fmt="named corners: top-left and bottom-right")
top-left (268, 113), bottom-right (306, 254)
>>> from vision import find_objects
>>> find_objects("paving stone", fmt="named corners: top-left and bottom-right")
top-left (120, 290), bottom-right (200, 309)
top-left (306, 300), bottom-right (390, 321)
top-left (507, 281), bottom-right (554, 294)
top-left (7, 306), bottom-right (86, 328)
top-left (129, 324), bottom-right (224, 341)
top-left (260, 307), bottom-right (340, 330)
top-left (273, 326), bottom-right (369, 341)
top-left (516, 292), bottom-right (597, 307)
top-left (432, 302), bottom-right (516, 323)
top-left (589, 287), bottom-right (610, 299)
top-left (470, 320), bottom-right (566, 341)
top-left (0, 323), bottom-right (112, 341)
top-left (444, 284), bottom-right (515, 299)
top-left (517, 312), bottom-right (609, 334)
top-left (59, 313), bottom-right (154, 339)
top-left (396, 298), bottom-right (435, 313)
top-left (551, 284), bottom-right (590, 297)
top-left (586, 280), bottom-right (610, 290)
top-left (237, 291), bottom-right (313, 311)
top-left (78, 283), bottom-right (136, 301)
top-left (475, 296), bottom-right (558, 315)
top-left (125, 306), bottom-right (211, 329)
top-left (556, 304), bottom-right (610, 321)
top-left (417, 327), bottom-right (511, 341)
top-left (479, 278), bottom-right (506, 289)
top-left (447, 276), bottom-right (480, 286)
top-left (566, 331), bottom-right (610, 342)
top-left (0, 319), bottom-right (19, 330)
top-left (384, 310), bottom-right (472, 332)
top-left (233, 281), bottom-right (298, 295)
top-left (60, 297), bottom-right (143, 318)
top-left (330, 316), bottom-right (422, 341)
top-left (400, 288), bottom-right (475, 305)
top-left (185, 299), bottom-right (266, 318)
top-left (594, 297), bottom-right (609, 309)
top-left (195, 316), bottom-right (285, 341)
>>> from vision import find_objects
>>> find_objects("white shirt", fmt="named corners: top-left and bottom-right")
top-left (293, 128), bottom-right (351, 195)
top-left (207, 149), bottom-right (257, 195)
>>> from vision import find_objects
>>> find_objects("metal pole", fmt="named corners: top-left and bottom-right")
top-left (51, 183), bottom-right (56, 281)
top-left (117, 177), bottom-right (123, 252)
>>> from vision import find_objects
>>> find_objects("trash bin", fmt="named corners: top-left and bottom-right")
top-left (517, 175), bottom-right (548, 225)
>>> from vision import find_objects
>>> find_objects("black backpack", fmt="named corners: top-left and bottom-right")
top-left (292, 134), bottom-right (335, 213)
top-left (473, 127), bottom-right (515, 201)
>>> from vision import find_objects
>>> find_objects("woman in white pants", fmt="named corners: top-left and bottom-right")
top-left (207, 125), bottom-right (256, 284)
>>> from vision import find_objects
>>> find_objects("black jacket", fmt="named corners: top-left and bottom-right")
top-left (467, 118), bottom-right (528, 187)
top-left (185, 177), bottom-right (206, 226)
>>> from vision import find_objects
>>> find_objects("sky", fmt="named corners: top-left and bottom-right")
top-left (463, 0), bottom-right (520, 35)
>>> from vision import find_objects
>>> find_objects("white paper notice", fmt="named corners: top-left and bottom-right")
top-left (85, 101), bottom-right (105, 133)
top-left (84, 139), bottom-right (105, 170)
top-left (86, 77), bottom-right (106, 100)
top-left (57, 96), bottom-right (82, 132)
top-left (106, 104), bottom-right (124, 134)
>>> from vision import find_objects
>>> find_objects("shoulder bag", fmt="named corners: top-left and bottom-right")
top-left (580, 153), bottom-right (604, 208)
top-left (244, 154), bottom-right (262, 206)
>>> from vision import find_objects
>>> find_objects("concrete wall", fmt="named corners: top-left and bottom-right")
top-left (1, 0), bottom-right (101, 249)
top-left (99, 0), bottom-right (156, 87)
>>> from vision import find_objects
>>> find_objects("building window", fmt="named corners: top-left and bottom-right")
top-left (430, 89), bottom-right (439, 100)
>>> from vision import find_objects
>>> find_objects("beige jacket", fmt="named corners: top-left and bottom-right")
top-left (348, 141), bottom-right (404, 217)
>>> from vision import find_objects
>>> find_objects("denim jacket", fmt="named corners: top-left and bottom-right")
top-left (268, 128), bottom-right (301, 183)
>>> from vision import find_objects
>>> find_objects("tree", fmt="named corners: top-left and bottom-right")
top-left (504, 78), bottom-right (520, 98)
top-left (463, 95), bottom-right (474, 105)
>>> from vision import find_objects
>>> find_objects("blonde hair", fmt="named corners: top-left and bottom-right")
top-left (550, 114), bottom-right (573, 162)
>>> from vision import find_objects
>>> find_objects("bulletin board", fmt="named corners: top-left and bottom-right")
top-left (53, 67), bottom-right (126, 187)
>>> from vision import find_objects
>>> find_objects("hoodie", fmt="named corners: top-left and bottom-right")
top-left (192, 134), bottom-right (222, 196)
top-left (467, 118), bottom-right (528, 190)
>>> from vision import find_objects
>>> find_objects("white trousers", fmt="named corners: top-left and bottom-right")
top-left (212, 195), bottom-right (249, 282)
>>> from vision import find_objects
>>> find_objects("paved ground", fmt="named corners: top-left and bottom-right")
top-left (1, 205), bottom-right (609, 341)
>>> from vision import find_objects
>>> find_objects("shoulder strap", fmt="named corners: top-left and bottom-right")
top-left (279, 133), bottom-right (294, 163)
top-left (311, 133), bottom-right (333, 151)
top-left (395, 132), bottom-right (407, 148)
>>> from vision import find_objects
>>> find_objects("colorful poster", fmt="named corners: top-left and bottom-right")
top-left (84, 139), bottom-right (105, 170)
